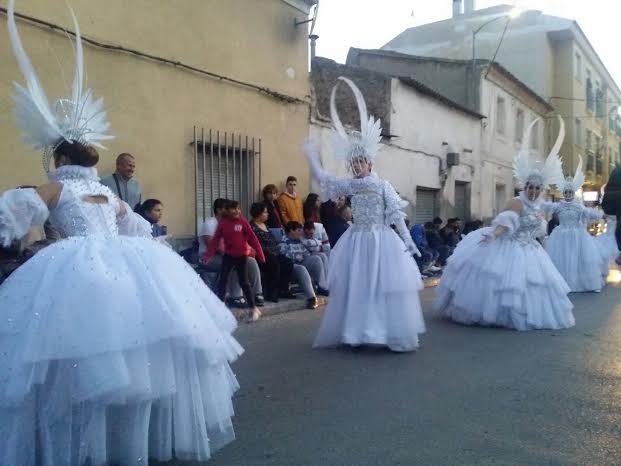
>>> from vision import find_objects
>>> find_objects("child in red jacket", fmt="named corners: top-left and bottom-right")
top-left (204, 200), bottom-right (266, 322)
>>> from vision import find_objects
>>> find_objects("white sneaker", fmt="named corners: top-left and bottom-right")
top-left (247, 307), bottom-right (262, 323)
top-left (427, 265), bottom-right (442, 272)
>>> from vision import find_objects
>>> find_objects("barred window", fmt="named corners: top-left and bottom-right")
top-left (192, 128), bottom-right (261, 229)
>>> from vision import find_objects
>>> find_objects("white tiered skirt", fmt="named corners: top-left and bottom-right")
top-left (313, 225), bottom-right (426, 352)
top-left (0, 235), bottom-right (243, 466)
top-left (546, 226), bottom-right (605, 292)
top-left (434, 228), bottom-right (575, 330)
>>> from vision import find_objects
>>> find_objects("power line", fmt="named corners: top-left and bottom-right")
top-left (0, 7), bottom-right (310, 106)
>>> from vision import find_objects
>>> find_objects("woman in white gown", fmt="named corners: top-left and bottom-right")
top-left (1, 2), bottom-right (241, 464)
top-left (596, 215), bottom-right (619, 271)
top-left (544, 157), bottom-right (604, 292)
top-left (303, 77), bottom-right (426, 352)
top-left (434, 117), bottom-right (575, 330)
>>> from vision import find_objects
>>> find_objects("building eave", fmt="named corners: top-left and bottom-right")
top-left (280, 0), bottom-right (317, 14)
top-left (349, 47), bottom-right (551, 113)
top-left (398, 77), bottom-right (485, 119)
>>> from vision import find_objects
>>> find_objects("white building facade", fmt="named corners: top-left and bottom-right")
top-left (311, 58), bottom-right (483, 224)
top-left (345, 49), bottom-right (553, 219)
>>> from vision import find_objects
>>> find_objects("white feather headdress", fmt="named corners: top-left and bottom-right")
top-left (330, 77), bottom-right (383, 162)
top-left (513, 115), bottom-right (565, 189)
top-left (560, 155), bottom-right (585, 193)
top-left (8, 0), bottom-right (113, 172)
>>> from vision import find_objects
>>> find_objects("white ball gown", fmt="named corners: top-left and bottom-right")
top-left (544, 200), bottom-right (604, 292)
top-left (0, 166), bottom-right (242, 466)
top-left (596, 216), bottom-right (619, 270)
top-left (434, 193), bottom-right (575, 330)
top-left (313, 173), bottom-right (426, 352)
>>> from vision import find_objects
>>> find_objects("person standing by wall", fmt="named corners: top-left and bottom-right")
top-left (278, 176), bottom-right (304, 224)
top-left (601, 165), bottom-right (621, 263)
top-left (100, 153), bottom-right (142, 210)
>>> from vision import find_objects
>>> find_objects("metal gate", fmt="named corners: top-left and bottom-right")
top-left (192, 127), bottom-right (262, 233)
top-left (454, 182), bottom-right (469, 221)
top-left (495, 184), bottom-right (506, 216)
top-left (414, 188), bottom-right (438, 224)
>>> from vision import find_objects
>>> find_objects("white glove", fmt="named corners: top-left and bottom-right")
top-left (301, 138), bottom-right (326, 180)
top-left (479, 232), bottom-right (495, 244)
top-left (392, 215), bottom-right (421, 257)
top-left (406, 241), bottom-right (421, 258)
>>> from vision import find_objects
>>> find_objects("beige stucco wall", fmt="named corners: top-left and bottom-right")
top-left (0, 0), bottom-right (313, 235)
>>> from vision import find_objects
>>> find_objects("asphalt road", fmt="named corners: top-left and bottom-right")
top-left (186, 283), bottom-right (621, 465)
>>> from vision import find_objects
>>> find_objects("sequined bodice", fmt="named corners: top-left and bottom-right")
top-left (351, 190), bottom-right (385, 230)
top-left (48, 166), bottom-right (119, 238)
top-left (556, 201), bottom-right (587, 229)
top-left (513, 199), bottom-right (546, 245)
top-left (320, 172), bottom-right (407, 232)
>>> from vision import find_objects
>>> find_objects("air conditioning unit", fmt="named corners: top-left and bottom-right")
top-left (447, 152), bottom-right (460, 167)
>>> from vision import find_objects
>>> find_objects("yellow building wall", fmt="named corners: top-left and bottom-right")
top-left (0, 0), bottom-right (313, 234)
top-left (551, 38), bottom-right (621, 191)
top-left (551, 40), bottom-right (574, 174)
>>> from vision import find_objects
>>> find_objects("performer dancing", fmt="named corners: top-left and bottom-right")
top-left (596, 215), bottom-right (619, 272)
top-left (545, 157), bottom-right (604, 292)
top-left (303, 77), bottom-right (426, 352)
top-left (0, 2), bottom-right (241, 464)
top-left (434, 117), bottom-right (575, 330)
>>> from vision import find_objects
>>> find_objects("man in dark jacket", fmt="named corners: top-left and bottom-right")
top-left (425, 222), bottom-right (450, 266)
top-left (328, 205), bottom-right (352, 248)
top-left (602, 165), bottom-right (621, 252)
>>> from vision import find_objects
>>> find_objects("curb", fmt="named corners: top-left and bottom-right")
top-left (254, 278), bottom-right (438, 319)
top-left (258, 296), bottom-right (328, 317)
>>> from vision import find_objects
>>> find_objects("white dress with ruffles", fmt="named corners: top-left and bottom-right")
top-left (544, 200), bottom-right (604, 292)
top-left (0, 165), bottom-right (242, 466)
top-left (596, 216), bottom-right (619, 270)
top-left (434, 193), bottom-right (575, 330)
top-left (313, 172), bottom-right (426, 351)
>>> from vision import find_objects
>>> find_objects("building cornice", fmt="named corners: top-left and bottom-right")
top-left (548, 22), bottom-right (621, 101)
top-left (280, 0), bottom-right (316, 14)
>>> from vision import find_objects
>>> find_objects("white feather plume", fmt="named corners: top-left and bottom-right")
top-left (8, 0), bottom-right (62, 150)
top-left (513, 115), bottom-right (565, 189)
top-left (561, 155), bottom-right (585, 193)
top-left (513, 118), bottom-right (539, 185)
top-left (7, 0), bottom-right (113, 171)
top-left (572, 155), bottom-right (585, 191)
top-left (329, 76), bottom-right (383, 162)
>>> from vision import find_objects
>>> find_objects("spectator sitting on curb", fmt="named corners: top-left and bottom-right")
top-left (425, 221), bottom-right (450, 266)
top-left (262, 184), bottom-right (283, 236)
top-left (280, 221), bottom-right (329, 308)
top-left (329, 204), bottom-right (352, 248)
top-left (303, 193), bottom-right (322, 223)
top-left (136, 198), bottom-right (167, 239)
top-left (410, 222), bottom-right (441, 275)
top-left (320, 195), bottom-right (347, 241)
top-left (204, 200), bottom-right (265, 323)
top-left (249, 202), bottom-right (296, 303)
top-left (199, 198), bottom-right (265, 307)
top-left (302, 221), bottom-right (330, 275)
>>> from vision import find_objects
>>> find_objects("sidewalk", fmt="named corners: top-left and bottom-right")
top-left (254, 276), bottom-right (439, 319)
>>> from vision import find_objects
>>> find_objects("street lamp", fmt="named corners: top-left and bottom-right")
top-left (470, 8), bottom-right (522, 108)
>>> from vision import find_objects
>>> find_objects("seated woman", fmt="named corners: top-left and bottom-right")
top-left (303, 193), bottom-right (322, 223)
top-left (249, 202), bottom-right (296, 302)
top-left (279, 222), bottom-right (327, 309)
top-left (136, 198), bottom-right (167, 238)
